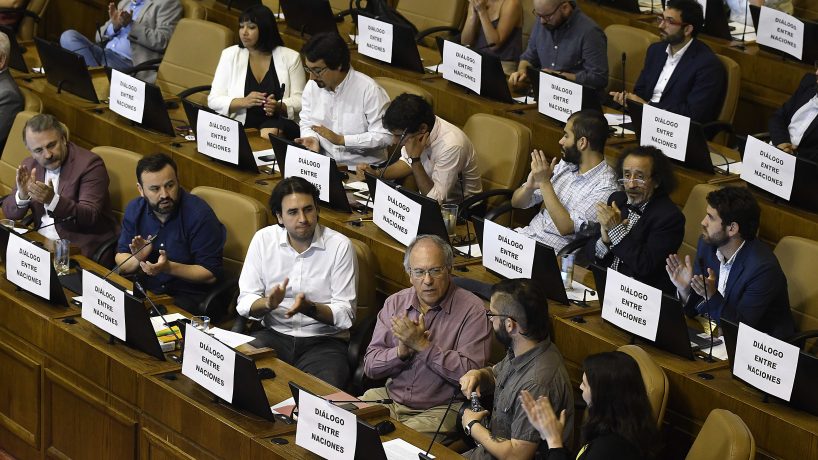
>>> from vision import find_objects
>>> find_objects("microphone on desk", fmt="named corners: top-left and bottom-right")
top-left (21, 215), bottom-right (75, 235)
top-left (419, 386), bottom-right (460, 460)
top-left (735, 0), bottom-right (751, 50)
top-left (620, 52), bottom-right (627, 137)
top-left (698, 257), bottom-right (717, 364)
top-left (101, 233), bottom-right (159, 281)
top-left (361, 128), bottom-right (408, 212)
top-left (135, 281), bottom-right (184, 361)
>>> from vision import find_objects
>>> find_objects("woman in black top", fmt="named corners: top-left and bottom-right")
top-left (521, 351), bottom-right (658, 460)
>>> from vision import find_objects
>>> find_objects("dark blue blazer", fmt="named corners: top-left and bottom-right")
top-left (633, 39), bottom-right (726, 124)
top-left (769, 72), bottom-right (818, 162)
top-left (685, 237), bottom-right (795, 340)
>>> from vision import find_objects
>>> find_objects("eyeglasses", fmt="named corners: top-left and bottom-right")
top-left (617, 177), bottom-right (648, 186)
top-left (532, 2), bottom-right (566, 21)
top-left (485, 311), bottom-right (515, 321)
top-left (655, 15), bottom-right (686, 27)
top-left (303, 65), bottom-right (328, 76)
top-left (408, 266), bottom-right (448, 279)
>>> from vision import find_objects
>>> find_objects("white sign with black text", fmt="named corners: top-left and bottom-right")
top-left (601, 268), bottom-right (662, 341)
top-left (295, 391), bottom-right (356, 460)
top-left (182, 325), bottom-right (236, 403)
top-left (756, 6), bottom-right (804, 61)
top-left (482, 219), bottom-right (535, 279)
top-left (640, 104), bottom-right (690, 162)
top-left (357, 15), bottom-right (393, 63)
top-left (109, 69), bottom-right (146, 123)
top-left (81, 270), bottom-right (127, 341)
top-left (373, 180), bottom-right (421, 246)
top-left (733, 322), bottom-right (799, 401)
top-left (740, 135), bottom-right (796, 201)
top-left (284, 146), bottom-right (331, 202)
top-left (538, 72), bottom-right (583, 123)
top-left (5, 233), bottom-right (51, 300)
top-left (196, 111), bottom-right (240, 165)
top-left (442, 41), bottom-right (482, 94)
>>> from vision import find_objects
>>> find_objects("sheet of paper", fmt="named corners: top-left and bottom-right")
top-left (455, 243), bottom-right (481, 258)
top-left (382, 438), bottom-right (434, 460)
top-left (253, 148), bottom-right (277, 167)
top-left (713, 160), bottom-right (742, 175)
top-left (566, 280), bottom-right (598, 302)
top-left (272, 396), bottom-right (296, 417)
top-left (150, 313), bottom-right (186, 331)
top-left (210, 327), bottom-right (255, 348)
top-left (513, 95), bottom-right (536, 104)
top-left (344, 181), bottom-right (369, 192)
top-left (604, 113), bottom-right (631, 126)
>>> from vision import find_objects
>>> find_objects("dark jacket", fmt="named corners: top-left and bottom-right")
top-left (769, 72), bottom-right (818, 162)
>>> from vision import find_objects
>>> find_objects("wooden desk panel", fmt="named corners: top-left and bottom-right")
top-left (0, 328), bottom-right (44, 460)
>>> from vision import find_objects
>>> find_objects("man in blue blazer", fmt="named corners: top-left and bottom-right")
top-left (610, 0), bottom-right (725, 124)
top-left (768, 69), bottom-right (818, 162)
top-left (665, 187), bottom-right (795, 340)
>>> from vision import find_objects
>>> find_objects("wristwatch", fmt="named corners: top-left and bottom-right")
top-left (408, 156), bottom-right (421, 164)
top-left (464, 419), bottom-right (481, 436)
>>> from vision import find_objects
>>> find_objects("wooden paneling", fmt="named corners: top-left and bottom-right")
top-left (0, 329), bottom-right (42, 457)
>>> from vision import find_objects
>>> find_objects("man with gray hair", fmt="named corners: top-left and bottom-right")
top-left (2, 114), bottom-right (118, 263)
top-left (363, 234), bottom-right (491, 435)
top-left (0, 29), bottom-right (23, 152)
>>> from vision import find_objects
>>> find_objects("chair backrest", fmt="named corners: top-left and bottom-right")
top-left (180, 0), bottom-right (206, 19)
top-left (679, 184), bottom-right (718, 260)
top-left (0, 110), bottom-right (36, 197)
top-left (521, 0), bottom-right (536, 48)
top-left (190, 186), bottom-right (267, 279)
top-left (349, 238), bottom-right (378, 328)
top-left (90, 146), bottom-right (142, 222)
top-left (17, 0), bottom-right (47, 40)
top-left (463, 113), bottom-right (530, 193)
top-left (19, 87), bottom-right (41, 113)
top-left (373, 77), bottom-right (434, 106)
top-left (156, 19), bottom-right (233, 104)
top-left (262, 0), bottom-right (279, 12)
top-left (604, 25), bottom-right (657, 93)
top-left (686, 409), bottom-right (755, 460)
top-left (774, 236), bottom-right (818, 334)
top-left (397, 0), bottom-right (467, 47)
top-left (714, 54), bottom-right (740, 145)
top-left (617, 345), bottom-right (669, 428)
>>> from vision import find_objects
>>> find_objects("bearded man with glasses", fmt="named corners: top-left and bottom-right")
top-left (362, 234), bottom-right (491, 436)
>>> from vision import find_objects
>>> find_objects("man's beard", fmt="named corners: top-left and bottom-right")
top-left (562, 144), bottom-right (581, 165)
top-left (151, 197), bottom-right (177, 216)
top-left (494, 325), bottom-right (512, 349)
top-left (702, 228), bottom-right (729, 247)
top-left (661, 29), bottom-right (684, 46)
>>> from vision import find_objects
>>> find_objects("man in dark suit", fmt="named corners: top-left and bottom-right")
top-left (2, 114), bottom-right (119, 264)
top-left (768, 68), bottom-right (818, 162)
top-left (666, 187), bottom-right (795, 340)
top-left (610, 0), bottom-right (725, 124)
top-left (0, 30), bottom-right (23, 153)
top-left (587, 146), bottom-right (685, 295)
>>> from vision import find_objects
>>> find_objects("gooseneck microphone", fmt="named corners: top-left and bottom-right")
top-left (22, 215), bottom-right (75, 235)
top-left (698, 257), bottom-right (716, 364)
top-left (101, 233), bottom-right (158, 281)
top-left (362, 128), bottom-right (408, 212)
top-left (620, 52), bottom-right (627, 137)
top-left (419, 387), bottom-right (460, 460)
top-left (135, 281), bottom-right (184, 361)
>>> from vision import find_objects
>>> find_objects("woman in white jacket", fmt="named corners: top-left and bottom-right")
top-left (208, 5), bottom-right (305, 140)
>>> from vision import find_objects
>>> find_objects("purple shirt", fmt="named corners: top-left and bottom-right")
top-left (363, 284), bottom-right (491, 409)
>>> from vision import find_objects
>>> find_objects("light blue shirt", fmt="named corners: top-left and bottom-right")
top-left (103, 0), bottom-right (146, 60)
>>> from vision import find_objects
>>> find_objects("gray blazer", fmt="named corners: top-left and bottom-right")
top-left (0, 69), bottom-right (24, 152)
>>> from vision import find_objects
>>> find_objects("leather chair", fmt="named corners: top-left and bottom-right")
top-left (678, 184), bottom-right (718, 261)
top-left (397, 0), bottom-right (468, 48)
top-left (347, 238), bottom-right (383, 395)
top-left (0, 110), bottom-right (37, 197)
top-left (19, 87), bottom-right (41, 113)
top-left (459, 113), bottom-right (531, 227)
top-left (704, 55), bottom-right (741, 147)
top-left (604, 25), bottom-right (657, 93)
top-left (373, 77), bottom-right (434, 106)
top-left (190, 186), bottom-right (268, 323)
top-left (180, 0), bottom-right (206, 19)
top-left (686, 409), bottom-right (755, 460)
top-left (773, 236), bottom-right (818, 352)
top-left (617, 345), bottom-right (668, 428)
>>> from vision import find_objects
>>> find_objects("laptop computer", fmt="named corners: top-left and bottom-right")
top-left (279, 0), bottom-right (338, 37)
top-left (357, 12), bottom-right (424, 73)
top-left (34, 37), bottom-right (100, 103)
top-left (106, 69), bottom-right (175, 136)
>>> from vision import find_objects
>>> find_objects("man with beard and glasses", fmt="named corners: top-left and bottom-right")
top-left (295, 32), bottom-right (391, 166)
top-left (510, 109), bottom-right (618, 252)
top-left (586, 146), bottom-right (685, 295)
top-left (508, 0), bottom-right (608, 93)
top-left (665, 187), bottom-right (795, 339)
top-left (609, 0), bottom-right (725, 124)
top-left (362, 235), bottom-right (490, 435)
top-left (116, 153), bottom-right (225, 313)
top-left (237, 177), bottom-right (357, 388)
top-left (768, 67), bottom-right (818, 162)
top-left (460, 279), bottom-right (573, 460)
top-left (3, 114), bottom-right (118, 264)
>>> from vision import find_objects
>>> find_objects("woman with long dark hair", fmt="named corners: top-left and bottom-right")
top-left (521, 351), bottom-right (658, 459)
top-left (208, 4), bottom-right (304, 140)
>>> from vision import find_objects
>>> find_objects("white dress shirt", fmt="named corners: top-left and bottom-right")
top-left (15, 167), bottom-right (61, 240)
top-left (650, 39), bottom-right (694, 103)
top-left (236, 224), bottom-right (357, 338)
top-left (716, 241), bottom-right (746, 297)
top-left (788, 95), bottom-right (818, 148)
top-left (398, 116), bottom-right (482, 203)
top-left (298, 68), bottom-right (392, 166)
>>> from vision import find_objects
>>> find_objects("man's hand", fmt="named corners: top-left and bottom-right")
top-left (108, 2), bottom-right (121, 29)
top-left (508, 70), bottom-right (528, 87)
top-left (238, 91), bottom-right (267, 110)
top-left (15, 165), bottom-right (34, 200)
top-left (263, 95), bottom-right (284, 117)
top-left (665, 253), bottom-right (693, 300)
top-left (265, 278), bottom-right (290, 312)
top-left (284, 292), bottom-right (316, 318)
top-left (140, 249), bottom-right (169, 276)
top-left (529, 150), bottom-right (557, 188)
top-left (295, 136), bottom-right (320, 152)
top-left (128, 235), bottom-right (154, 262)
top-left (356, 163), bottom-right (377, 178)
top-left (405, 132), bottom-right (430, 161)
top-left (391, 313), bottom-right (430, 352)
top-left (609, 91), bottom-right (647, 107)
top-left (311, 125), bottom-right (344, 145)
top-left (459, 369), bottom-right (482, 397)
top-left (118, 9), bottom-right (133, 28)
top-left (596, 201), bottom-right (626, 231)
top-left (691, 268), bottom-right (717, 301)
top-left (26, 177), bottom-right (55, 204)
top-left (461, 407), bottom-right (489, 430)
top-left (396, 341), bottom-right (414, 360)
top-left (520, 391), bottom-right (565, 448)
top-left (777, 143), bottom-right (794, 154)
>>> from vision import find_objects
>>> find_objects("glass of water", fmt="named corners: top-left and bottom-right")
top-left (441, 204), bottom-right (458, 239)
top-left (54, 239), bottom-right (70, 275)
top-left (190, 315), bottom-right (211, 334)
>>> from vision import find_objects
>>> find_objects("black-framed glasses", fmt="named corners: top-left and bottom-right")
top-left (303, 65), bottom-right (328, 76)
top-left (532, 2), bottom-right (566, 21)
top-left (408, 266), bottom-right (448, 279)
top-left (655, 15), bottom-right (686, 27)
top-left (485, 311), bottom-right (515, 321)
